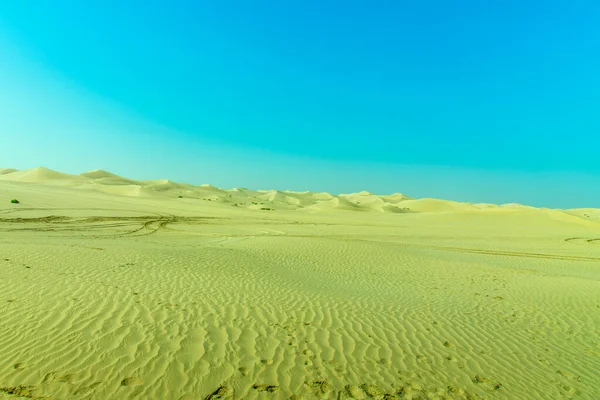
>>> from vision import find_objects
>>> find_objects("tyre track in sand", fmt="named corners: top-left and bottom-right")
top-left (0, 208), bottom-right (221, 239)
top-left (565, 237), bottom-right (600, 246)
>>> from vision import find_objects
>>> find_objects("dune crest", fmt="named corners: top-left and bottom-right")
top-left (80, 169), bottom-right (123, 179)
top-left (0, 167), bottom-right (597, 218)
top-left (0, 166), bottom-right (84, 182)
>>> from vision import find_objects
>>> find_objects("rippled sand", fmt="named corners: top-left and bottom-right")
top-left (1, 172), bottom-right (599, 399)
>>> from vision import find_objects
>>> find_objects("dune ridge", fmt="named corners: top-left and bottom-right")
top-left (0, 168), bottom-right (17, 175)
top-left (1, 167), bottom-right (596, 221)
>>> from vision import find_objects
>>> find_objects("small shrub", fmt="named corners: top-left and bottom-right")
top-left (10, 199), bottom-right (19, 204)
top-left (178, 195), bottom-right (183, 198)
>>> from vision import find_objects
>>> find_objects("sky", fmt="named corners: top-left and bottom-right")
top-left (1, 1), bottom-right (599, 208)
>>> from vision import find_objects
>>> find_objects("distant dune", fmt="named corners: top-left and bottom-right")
top-left (80, 169), bottom-right (123, 179)
top-left (0, 166), bottom-right (85, 183)
top-left (0, 167), bottom-right (597, 222)
top-left (0, 168), bottom-right (18, 175)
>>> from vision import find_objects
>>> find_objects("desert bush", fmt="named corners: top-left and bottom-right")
top-left (10, 199), bottom-right (19, 204)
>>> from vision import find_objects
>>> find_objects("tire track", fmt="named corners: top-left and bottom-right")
top-left (424, 245), bottom-right (600, 262)
top-left (564, 237), bottom-right (600, 246)
top-left (245, 234), bottom-right (600, 263)
top-left (0, 209), bottom-right (223, 239)
top-left (3, 209), bottom-right (597, 262)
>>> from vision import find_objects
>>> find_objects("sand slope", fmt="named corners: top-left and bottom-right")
top-left (0, 167), bottom-right (85, 184)
top-left (0, 168), bottom-right (17, 176)
top-left (80, 169), bottom-right (124, 180)
top-left (4, 167), bottom-right (594, 220)
top-left (0, 168), bottom-right (599, 399)
top-left (0, 167), bottom-right (460, 214)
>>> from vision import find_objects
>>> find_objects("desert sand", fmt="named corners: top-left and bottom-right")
top-left (0, 167), bottom-right (599, 399)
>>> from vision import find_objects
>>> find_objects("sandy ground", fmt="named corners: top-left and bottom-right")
top-left (0, 168), bottom-right (599, 399)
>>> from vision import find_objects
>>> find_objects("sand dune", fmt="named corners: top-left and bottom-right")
top-left (566, 208), bottom-right (600, 222)
top-left (85, 183), bottom-right (144, 197)
top-left (398, 198), bottom-right (476, 213)
top-left (311, 192), bottom-right (335, 201)
top-left (1, 167), bottom-right (599, 399)
top-left (0, 166), bottom-right (85, 184)
top-left (380, 193), bottom-right (413, 203)
top-left (0, 168), bottom-right (596, 220)
top-left (0, 168), bottom-right (429, 212)
top-left (80, 169), bottom-right (124, 180)
top-left (0, 168), bottom-right (17, 175)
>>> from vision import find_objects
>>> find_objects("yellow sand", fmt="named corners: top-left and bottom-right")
top-left (0, 167), bottom-right (599, 399)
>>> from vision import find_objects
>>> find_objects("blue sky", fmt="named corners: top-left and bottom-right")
top-left (1, 1), bottom-right (599, 208)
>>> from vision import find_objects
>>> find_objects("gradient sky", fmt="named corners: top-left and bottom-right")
top-left (1, 1), bottom-right (599, 208)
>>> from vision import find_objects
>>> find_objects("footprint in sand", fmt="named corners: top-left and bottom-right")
top-left (415, 354), bottom-right (432, 364)
top-left (301, 349), bottom-right (315, 360)
top-left (205, 385), bottom-right (233, 399)
top-left (121, 377), bottom-right (144, 386)
top-left (57, 373), bottom-right (82, 384)
top-left (306, 380), bottom-right (332, 395)
top-left (361, 384), bottom-right (386, 397)
top-left (554, 382), bottom-right (579, 398)
top-left (556, 370), bottom-right (582, 383)
top-left (252, 384), bottom-right (280, 393)
top-left (325, 360), bottom-right (347, 375)
top-left (472, 375), bottom-right (502, 391)
top-left (73, 382), bottom-right (102, 396)
top-left (345, 384), bottom-right (397, 399)
top-left (345, 385), bottom-right (366, 399)
top-left (41, 372), bottom-right (57, 384)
